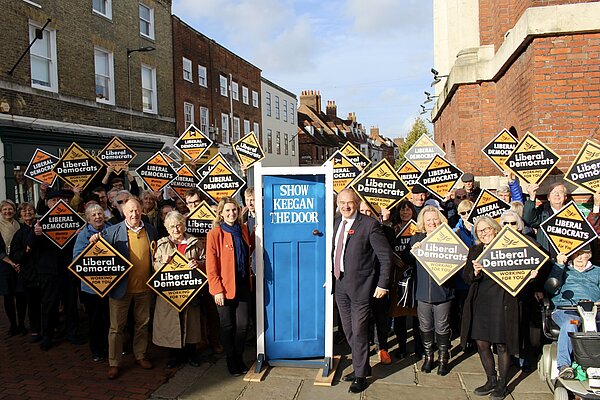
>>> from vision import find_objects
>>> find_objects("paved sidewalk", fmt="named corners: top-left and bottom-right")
top-left (151, 344), bottom-right (553, 400)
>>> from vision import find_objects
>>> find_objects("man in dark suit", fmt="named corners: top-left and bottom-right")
top-left (333, 189), bottom-right (393, 393)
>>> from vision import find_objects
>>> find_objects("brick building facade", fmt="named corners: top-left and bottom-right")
top-left (172, 16), bottom-right (262, 158)
top-left (431, 0), bottom-right (600, 190)
top-left (0, 0), bottom-right (176, 201)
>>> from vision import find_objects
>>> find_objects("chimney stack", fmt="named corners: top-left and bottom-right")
top-left (347, 112), bottom-right (356, 123)
top-left (299, 90), bottom-right (322, 114)
top-left (326, 100), bottom-right (337, 119)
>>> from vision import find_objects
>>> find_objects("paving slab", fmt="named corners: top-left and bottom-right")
top-left (364, 382), bottom-right (469, 400)
top-left (416, 370), bottom-right (465, 388)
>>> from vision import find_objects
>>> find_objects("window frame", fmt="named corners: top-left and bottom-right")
top-left (283, 99), bottom-right (288, 122)
top-left (290, 103), bottom-right (295, 124)
top-left (265, 91), bottom-right (271, 117)
top-left (243, 119), bottom-right (250, 135)
top-left (141, 64), bottom-right (157, 114)
top-left (92, 0), bottom-right (112, 19)
top-left (276, 131), bottom-right (281, 154)
top-left (184, 102), bottom-right (194, 128)
top-left (199, 106), bottom-right (209, 135)
top-left (94, 46), bottom-right (115, 105)
top-left (233, 117), bottom-right (240, 142)
top-left (182, 57), bottom-right (193, 82)
top-left (221, 113), bottom-right (230, 144)
top-left (231, 81), bottom-right (239, 101)
top-left (198, 65), bottom-right (207, 87)
top-left (275, 96), bottom-right (280, 120)
top-left (29, 21), bottom-right (58, 93)
top-left (253, 122), bottom-right (260, 143)
top-left (139, 3), bottom-right (154, 40)
top-left (220, 75), bottom-right (228, 97)
top-left (284, 133), bottom-right (289, 155)
top-left (242, 86), bottom-right (249, 105)
top-left (267, 129), bottom-right (273, 153)
top-left (252, 90), bottom-right (259, 108)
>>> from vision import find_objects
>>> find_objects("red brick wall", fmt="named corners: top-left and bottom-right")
top-left (480, 0), bottom-right (598, 50)
top-left (434, 32), bottom-right (600, 178)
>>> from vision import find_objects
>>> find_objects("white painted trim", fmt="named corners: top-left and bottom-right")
top-left (22, 0), bottom-right (41, 8)
top-left (253, 162), bottom-right (335, 361)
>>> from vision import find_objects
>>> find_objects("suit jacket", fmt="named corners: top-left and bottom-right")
top-left (103, 221), bottom-right (158, 299)
top-left (332, 212), bottom-right (393, 300)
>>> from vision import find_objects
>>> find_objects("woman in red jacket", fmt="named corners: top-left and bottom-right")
top-left (206, 197), bottom-right (253, 376)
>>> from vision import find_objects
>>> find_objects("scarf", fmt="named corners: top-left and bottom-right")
top-left (220, 222), bottom-right (248, 278)
top-left (0, 218), bottom-right (20, 252)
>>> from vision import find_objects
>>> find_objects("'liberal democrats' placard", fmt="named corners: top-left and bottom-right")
top-left (467, 189), bottom-right (511, 224)
top-left (197, 159), bottom-right (245, 203)
top-left (147, 251), bottom-right (207, 312)
top-left (476, 226), bottom-right (548, 296)
top-left (68, 237), bottom-right (133, 297)
top-left (417, 155), bottom-right (463, 201)
top-left (340, 141), bottom-right (371, 171)
top-left (24, 148), bottom-right (59, 186)
top-left (135, 152), bottom-right (178, 192)
top-left (404, 134), bottom-right (446, 172)
top-left (540, 201), bottom-right (597, 256)
top-left (505, 132), bottom-right (561, 185)
top-left (351, 159), bottom-right (408, 213)
top-left (53, 142), bottom-right (104, 190)
top-left (327, 150), bottom-right (362, 194)
top-left (396, 160), bottom-right (420, 192)
top-left (482, 128), bottom-right (518, 172)
top-left (394, 220), bottom-right (418, 257)
top-left (564, 140), bottom-right (600, 193)
top-left (233, 131), bottom-right (265, 168)
top-left (98, 137), bottom-right (137, 175)
top-left (39, 200), bottom-right (86, 249)
top-left (186, 201), bottom-right (216, 247)
top-left (174, 124), bottom-right (213, 162)
top-left (411, 224), bottom-right (469, 285)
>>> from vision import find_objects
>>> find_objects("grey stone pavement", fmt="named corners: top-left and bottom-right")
top-left (149, 338), bottom-right (553, 400)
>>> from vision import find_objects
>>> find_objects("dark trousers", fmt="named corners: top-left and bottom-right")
top-left (335, 277), bottom-right (371, 378)
top-left (24, 285), bottom-right (41, 334)
top-left (216, 298), bottom-right (250, 359)
top-left (80, 291), bottom-right (109, 356)
top-left (40, 273), bottom-right (78, 340)
top-left (372, 296), bottom-right (391, 351)
top-left (393, 316), bottom-right (423, 356)
top-left (200, 293), bottom-right (221, 346)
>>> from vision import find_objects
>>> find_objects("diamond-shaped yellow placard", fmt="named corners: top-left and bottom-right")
top-left (505, 131), bottom-right (561, 185)
top-left (147, 251), bottom-right (207, 312)
top-left (417, 155), bottom-right (463, 201)
top-left (476, 226), bottom-right (549, 296)
top-left (467, 189), bottom-right (511, 224)
top-left (53, 142), bottom-right (104, 189)
top-left (98, 136), bottom-right (137, 175)
top-left (351, 159), bottom-right (408, 213)
top-left (404, 134), bottom-right (446, 172)
top-left (481, 128), bottom-right (519, 172)
top-left (411, 224), bottom-right (469, 285)
top-left (326, 150), bottom-right (362, 194)
top-left (174, 124), bottom-right (214, 162)
top-left (540, 200), bottom-right (597, 256)
top-left (397, 160), bottom-right (420, 191)
top-left (340, 141), bottom-right (371, 171)
top-left (197, 159), bottom-right (245, 203)
top-left (565, 140), bottom-right (600, 193)
top-left (68, 237), bottom-right (133, 298)
top-left (233, 131), bottom-right (265, 168)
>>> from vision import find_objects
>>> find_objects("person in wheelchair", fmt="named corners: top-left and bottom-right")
top-left (549, 244), bottom-right (600, 379)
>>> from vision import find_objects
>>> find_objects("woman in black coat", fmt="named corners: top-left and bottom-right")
top-left (460, 216), bottom-right (532, 400)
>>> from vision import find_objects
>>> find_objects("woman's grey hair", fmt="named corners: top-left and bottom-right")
top-left (85, 203), bottom-right (105, 223)
top-left (500, 210), bottom-right (524, 232)
top-left (164, 210), bottom-right (186, 228)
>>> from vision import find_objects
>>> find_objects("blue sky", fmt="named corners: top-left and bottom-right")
top-left (172, 0), bottom-right (433, 139)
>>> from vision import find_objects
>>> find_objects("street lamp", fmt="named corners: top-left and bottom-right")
top-left (127, 46), bottom-right (155, 130)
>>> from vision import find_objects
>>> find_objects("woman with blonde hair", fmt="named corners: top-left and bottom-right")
top-left (404, 205), bottom-right (454, 375)
top-left (206, 197), bottom-right (253, 375)
top-left (153, 211), bottom-right (205, 368)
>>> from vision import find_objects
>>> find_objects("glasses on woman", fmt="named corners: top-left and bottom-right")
top-left (476, 226), bottom-right (493, 235)
top-left (459, 210), bottom-right (471, 216)
top-left (503, 221), bottom-right (517, 226)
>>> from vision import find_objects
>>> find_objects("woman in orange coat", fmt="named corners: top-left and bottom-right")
top-left (206, 197), bottom-right (253, 376)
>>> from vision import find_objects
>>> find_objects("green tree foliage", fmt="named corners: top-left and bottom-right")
top-left (395, 117), bottom-right (431, 168)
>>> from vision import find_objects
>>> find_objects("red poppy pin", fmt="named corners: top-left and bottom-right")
top-left (348, 229), bottom-right (355, 235)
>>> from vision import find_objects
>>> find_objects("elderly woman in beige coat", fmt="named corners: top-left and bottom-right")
top-left (153, 211), bottom-right (205, 368)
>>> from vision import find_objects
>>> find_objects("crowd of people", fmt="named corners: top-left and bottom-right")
top-left (1, 166), bottom-right (600, 398)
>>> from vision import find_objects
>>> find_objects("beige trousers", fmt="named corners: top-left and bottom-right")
top-left (108, 292), bottom-right (151, 367)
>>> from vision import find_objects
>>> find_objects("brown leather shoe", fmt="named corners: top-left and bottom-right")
top-left (135, 359), bottom-right (153, 370)
top-left (107, 366), bottom-right (119, 380)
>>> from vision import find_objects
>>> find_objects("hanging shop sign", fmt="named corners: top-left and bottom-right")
top-left (481, 128), bottom-right (519, 172)
top-left (147, 251), bottom-right (207, 312)
top-left (505, 131), bottom-right (561, 185)
top-left (39, 199), bottom-right (86, 249)
top-left (97, 137), bottom-right (137, 175)
top-left (68, 237), bottom-right (133, 297)
top-left (476, 225), bottom-right (549, 296)
top-left (410, 224), bottom-right (469, 285)
top-left (351, 159), bottom-right (408, 212)
top-left (24, 148), bottom-right (59, 186)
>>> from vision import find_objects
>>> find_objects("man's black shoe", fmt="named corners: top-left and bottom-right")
top-left (349, 377), bottom-right (367, 393)
top-left (343, 368), bottom-right (371, 382)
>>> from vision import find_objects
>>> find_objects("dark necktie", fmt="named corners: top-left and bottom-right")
top-left (334, 220), bottom-right (347, 279)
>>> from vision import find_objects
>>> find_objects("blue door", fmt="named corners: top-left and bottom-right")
top-left (263, 174), bottom-right (326, 359)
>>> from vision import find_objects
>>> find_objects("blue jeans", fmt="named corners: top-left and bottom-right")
top-left (551, 310), bottom-right (580, 369)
